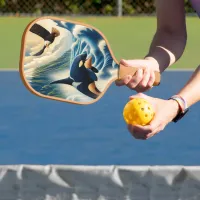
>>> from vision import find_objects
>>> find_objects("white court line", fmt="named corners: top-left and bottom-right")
top-left (0, 68), bottom-right (19, 71)
top-left (166, 68), bottom-right (194, 71)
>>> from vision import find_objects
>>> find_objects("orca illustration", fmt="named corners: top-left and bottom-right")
top-left (30, 23), bottom-right (60, 56)
top-left (50, 53), bottom-right (101, 99)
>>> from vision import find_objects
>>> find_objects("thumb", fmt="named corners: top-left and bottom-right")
top-left (120, 59), bottom-right (131, 66)
top-left (144, 115), bottom-right (163, 139)
top-left (149, 114), bottom-right (161, 130)
top-left (120, 59), bottom-right (145, 67)
top-left (129, 93), bottom-right (147, 100)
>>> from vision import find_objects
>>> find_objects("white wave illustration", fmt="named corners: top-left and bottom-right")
top-left (72, 25), bottom-right (91, 38)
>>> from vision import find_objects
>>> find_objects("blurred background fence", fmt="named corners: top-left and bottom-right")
top-left (0, 0), bottom-right (195, 16)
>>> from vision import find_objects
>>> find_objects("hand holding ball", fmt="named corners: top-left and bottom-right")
top-left (123, 98), bottom-right (155, 126)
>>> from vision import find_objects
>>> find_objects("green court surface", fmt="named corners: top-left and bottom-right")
top-left (0, 16), bottom-right (199, 69)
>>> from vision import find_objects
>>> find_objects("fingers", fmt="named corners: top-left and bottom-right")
top-left (127, 69), bottom-right (143, 89)
top-left (128, 119), bottom-right (165, 140)
top-left (148, 70), bottom-right (155, 88)
top-left (115, 68), bottom-right (156, 92)
top-left (115, 75), bottom-right (132, 86)
top-left (134, 69), bottom-right (155, 93)
top-left (127, 124), bottom-right (148, 140)
top-left (128, 125), bottom-right (155, 140)
top-left (139, 68), bottom-right (150, 88)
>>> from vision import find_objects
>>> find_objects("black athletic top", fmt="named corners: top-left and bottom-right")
top-left (190, 0), bottom-right (200, 17)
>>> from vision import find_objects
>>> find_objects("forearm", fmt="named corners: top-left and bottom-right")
top-left (145, 30), bottom-right (187, 73)
top-left (177, 65), bottom-right (200, 107)
top-left (144, 0), bottom-right (187, 73)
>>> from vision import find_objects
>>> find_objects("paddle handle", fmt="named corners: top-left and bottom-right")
top-left (118, 64), bottom-right (161, 86)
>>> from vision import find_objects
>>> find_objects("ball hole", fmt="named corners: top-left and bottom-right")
top-left (145, 114), bottom-right (148, 117)
top-left (141, 108), bottom-right (144, 111)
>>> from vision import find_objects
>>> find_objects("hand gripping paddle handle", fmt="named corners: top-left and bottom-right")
top-left (118, 64), bottom-right (161, 86)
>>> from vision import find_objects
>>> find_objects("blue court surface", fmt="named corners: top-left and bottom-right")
top-left (0, 70), bottom-right (199, 165)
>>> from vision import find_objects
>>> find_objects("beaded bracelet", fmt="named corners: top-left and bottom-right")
top-left (168, 95), bottom-right (189, 122)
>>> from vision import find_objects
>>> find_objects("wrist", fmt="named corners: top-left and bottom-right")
top-left (144, 56), bottom-right (160, 72)
top-left (168, 99), bottom-right (181, 117)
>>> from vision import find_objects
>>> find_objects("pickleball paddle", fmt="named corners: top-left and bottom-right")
top-left (19, 16), bottom-right (161, 105)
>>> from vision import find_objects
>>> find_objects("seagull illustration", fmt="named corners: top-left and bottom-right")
top-left (29, 23), bottom-right (60, 56)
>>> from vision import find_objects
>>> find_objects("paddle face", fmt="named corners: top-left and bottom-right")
top-left (20, 17), bottom-right (119, 105)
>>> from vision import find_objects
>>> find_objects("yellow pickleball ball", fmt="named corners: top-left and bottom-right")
top-left (123, 98), bottom-right (155, 126)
